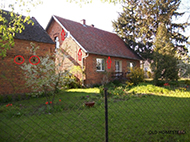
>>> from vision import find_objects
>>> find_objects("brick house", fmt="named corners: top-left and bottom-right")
top-left (0, 10), bottom-right (55, 95)
top-left (46, 15), bottom-right (142, 86)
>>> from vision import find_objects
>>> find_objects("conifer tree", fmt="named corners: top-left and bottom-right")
top-left (112, 0), bottom-right (189, 59)
top-left (152, 23), bottom-right (178, 84)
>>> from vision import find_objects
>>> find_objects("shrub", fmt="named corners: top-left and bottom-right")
top-left (155, 80), bottom-right (165, 86)
top-left (126, 81), bottom-right (133, 88)
top-left (64, 74), bottom-right (82, 89)
top-left (169, 81), bottom-right (179, 87)
top-left (93, 84), bottom-right (101, 87)
top-left (185, 79), bottom-right (190, 85)
top-left (147, 71), bottom-right (152, 78)
top-left (112, 79), bottom-right (122, 86)
top-left (105, 82), bottom-right (115, 88)
top-left (128, 67), bottom-right (145, 85)
top-left (99, 85), bottom-right (104, 97)
top-left (107, 86), bottom-right (125, 96)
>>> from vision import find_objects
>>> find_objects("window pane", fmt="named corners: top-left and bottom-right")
top-left (96, 59), bottom-right (101, 70)
top-left (102, 59), bottom-right (105, 70)
top-left (55, 37), bottom-right (59, 49)
top-left (115, 61), bottom-right (119, 71)
top-left (96, 58), bottom-right (105, 71)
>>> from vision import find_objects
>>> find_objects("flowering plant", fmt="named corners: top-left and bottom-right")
top-left (6, 104), bottom-right (12, 107)
top-left (20, 43), bottom-right (74, 106)
top-left (164, 83), bottom-right (170, 87)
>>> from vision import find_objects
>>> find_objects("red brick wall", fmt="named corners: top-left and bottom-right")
top-left (0, 39), bottom-right (55, 95)
top-left (85, 54), bottom-right (140, 86)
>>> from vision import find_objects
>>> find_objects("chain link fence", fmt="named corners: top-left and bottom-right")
top-left (0, 86), bottom-right (190, 142)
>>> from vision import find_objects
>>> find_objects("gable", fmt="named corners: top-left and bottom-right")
top-left (0, 10), bottom-right (54, 44)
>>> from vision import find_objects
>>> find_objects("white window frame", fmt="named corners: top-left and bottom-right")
top-left (96, 58), bottom-right (105, 72)
top-left (115, 60), bottom-right (122, 72)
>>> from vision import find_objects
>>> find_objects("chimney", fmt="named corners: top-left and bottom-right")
top-left (91, 24), bottom-right (94, 28)
top-left (81, 19), bottom-right (86, 25)
top-left (32, 17), bottom-right (36, 21)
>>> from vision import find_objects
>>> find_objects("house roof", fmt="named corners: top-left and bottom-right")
top-left (0, 10), bottom-right (54, 44)
top-left (47, 15), bottom-right (141, 60)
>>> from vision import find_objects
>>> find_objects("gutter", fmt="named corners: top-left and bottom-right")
top-left (82, 53), bottom-right (89, 86)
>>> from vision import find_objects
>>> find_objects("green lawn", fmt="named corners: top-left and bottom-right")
top-left (0, 84), bottom-right (190, 142)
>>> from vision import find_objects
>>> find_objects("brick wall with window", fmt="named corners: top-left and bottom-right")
top-left (85, 54), bottom-right (140, 86)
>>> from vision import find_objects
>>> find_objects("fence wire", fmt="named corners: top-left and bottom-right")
top-left (0, 86), bottom-right (190, 142)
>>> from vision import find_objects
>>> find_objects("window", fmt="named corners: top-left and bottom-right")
top-left (127, 61), bottom-right (136, 71)
top-left (55, 36), bottom-right (60, 49)
top-left (130, 62), bottom-right (134, 68)
top-left (115, 61), bottom-right (122, 72)
top-left (115, 60), bottom-right (122, 77)
top-left (96, 58), bottom-right (105, 71)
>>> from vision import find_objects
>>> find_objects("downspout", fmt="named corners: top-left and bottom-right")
top-left (82, 53), bottom-right (89, 87)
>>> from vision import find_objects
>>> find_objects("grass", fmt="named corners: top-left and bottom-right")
top-left (0, 83), bottom-right (190, 141)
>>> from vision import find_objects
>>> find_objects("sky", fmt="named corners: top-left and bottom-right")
top-left (29, 0), bottom-right (123, 32)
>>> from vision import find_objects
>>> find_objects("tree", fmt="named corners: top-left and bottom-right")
top-left (112, 0), bottom-right (189, 59)
top-left (20, 43), bottom-right (74, 105)
top-left (0, 0), bottom-right (42, 57)
top-left (152, 23), bottom-right (178, 84)
top-left (177, 49), bottom-right (190, 78)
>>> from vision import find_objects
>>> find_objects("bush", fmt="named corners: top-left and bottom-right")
top-left (169, 81), bottom-right (179, 87)
top-left (147, 71), bottom-right (152, 78)
top-left (99, 85), bottom-right (104, 97)
top-left (155, 80), bottom-right (165, 87)
top-left (108, 86), bottom-right (125, 96)
top-left (112, 79), bottom-right (122, 86)
top-left (105, 82), bottom-right (115, 88)
top-left (185, 79), bottom-right (190, 85)
top-left (64, 74), bottom-right (82, 89)
top-left (128, 67), bottom-right (145, 85)
top-left (126, 81), bottom-right (133, 88)
top-left (93, 84), bottom-right (101, 87)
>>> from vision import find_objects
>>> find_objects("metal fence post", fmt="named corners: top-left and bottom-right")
top-left (104, 88), bottom-right (108, 142)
